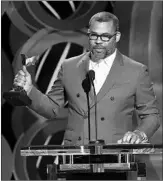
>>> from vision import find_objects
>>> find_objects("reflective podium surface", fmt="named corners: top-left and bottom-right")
top-left (21, 143), bottom-right (163, 180)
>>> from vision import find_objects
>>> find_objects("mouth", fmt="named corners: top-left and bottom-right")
top-left (93, 48), bottom-right (105, 52)
top-left (94, 47), bottom-right (104, 49)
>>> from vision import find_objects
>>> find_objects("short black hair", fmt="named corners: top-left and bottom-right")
top-left (89, 12), bottom-right (119, 31)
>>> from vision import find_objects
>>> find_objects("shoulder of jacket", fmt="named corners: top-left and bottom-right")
top-left (63, 52), bottom-right (88, 64)
top-left (122, 54), bottom-right (147, 70)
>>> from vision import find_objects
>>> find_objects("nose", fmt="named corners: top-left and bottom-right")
top-left (95, 36), bottom-right (102, 44)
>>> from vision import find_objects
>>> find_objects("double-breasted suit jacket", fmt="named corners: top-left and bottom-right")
top-left (28, 50), bottom-right (160, 145)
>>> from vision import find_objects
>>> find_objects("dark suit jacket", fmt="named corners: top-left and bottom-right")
top-left (28, 50), bottom-right (160, 145)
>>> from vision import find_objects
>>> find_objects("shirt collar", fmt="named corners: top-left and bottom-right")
top-left (103, 48), bottom-right (117, 67)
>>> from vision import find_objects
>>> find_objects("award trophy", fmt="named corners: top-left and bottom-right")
top-left (3, 54), bottom-right (39, 106)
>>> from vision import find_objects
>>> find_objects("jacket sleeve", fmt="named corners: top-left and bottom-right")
top-left (28, 65), bottom-right (65, 119)
top-left (135, 65), bottom-right (160, 139)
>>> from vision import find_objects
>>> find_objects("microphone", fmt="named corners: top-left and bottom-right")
top-left (88, 70), bottom-right (98, 141)
top-left (82, 73), bottom-right (92, 142)
top-left (88, 70), bottom-right (95, 82)
top-left (82, 75), bottom-right (91, 93)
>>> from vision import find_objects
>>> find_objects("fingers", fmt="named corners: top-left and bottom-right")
top-left (22, 65), bottom-right (30, 76)
top-left (133, 148), bottom-right (155, 153)
top-left (130, 134), bottom-right (141, 144)
top-left (117, 139), bottom-right (123, 144)
top-left (117, 132), bottom-right (155, 153)
top-left (122, 131), bottom-right (132, 143)
top-left (13, 66), bottom-right (33, 93)
top-left (17, 70), bottom-right (25, 76)
top-left (14, 75), bottom-right (26, 87)
top-left (135, 138), bottom-right (141, 144)
top-left (14, 75), bottom-right (26, 83)
top-left (117, 131), bottom-right (141, 144)
top-left (14, 66), bottom-right (30, 81)
top-left (14, 70), bottom-right (27, 87)
top-left (15, 67), bottom-right (29, 77)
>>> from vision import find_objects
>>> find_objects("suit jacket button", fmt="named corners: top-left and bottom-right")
top-left (78, 136), bottom-right (81, 141)
top-left (110, 96), bottom-right (114, 101)
top-left (101, 117), bottom-right (105, 121)
top-left (76, 93), bottom-right (80, 97)
top-left (83, 114), bottom-right (88, 119)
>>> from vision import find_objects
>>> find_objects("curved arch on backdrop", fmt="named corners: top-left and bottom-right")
top-left (6, 1), bottom-right (107, 36)
top-left (12, 28), bottom-right (89, 75)
top-left (1, 50), bottom-right (14, 105)
top-left (1, 135), bottom-right (13, 180)
top-left (25, 1), bottom-right (107, 30)
top-left (13, 134), bottom-right (27, 180)
top-left (6, 2), bottom-right (34, 37)
top-left (13, 120), bottom-right (52, 180)
top-left (13, 119), bottom-right (67, 180)
top-left (1, 1), bottom-right (9, 15)
top-left (12, 28), bottom-right (51, 74)
top-left (66, 1), bottom-right (93, 20)
top-left (9, 23), bottom-right (30, 57)
top-left (12, 1), bottom-right (45, 32)
top-left (11, 106), bottom-right (47, 139)
top-left (23, 30), bottom-right (89, 58)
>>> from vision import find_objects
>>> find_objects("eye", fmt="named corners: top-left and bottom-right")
top-left (89, 33), bottom-right (98, 40)
top-left (101, 35), bottom-right (110, 41)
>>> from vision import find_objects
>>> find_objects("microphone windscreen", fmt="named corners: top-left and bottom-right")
top-left (82, 77), bottom-right (91, 93)
top-left (88, 70), bottom-right (95, 81)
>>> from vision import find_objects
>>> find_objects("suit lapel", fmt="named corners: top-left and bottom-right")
top-left (77, 52), bottom-right (90, 82)
top-left (77, 52), bottom-right (95, 102)
top-left (89, 50), bottom-right (124, 109)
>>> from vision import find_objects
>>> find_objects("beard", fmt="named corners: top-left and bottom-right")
top-left (90, 41), bottom-right (117, 62)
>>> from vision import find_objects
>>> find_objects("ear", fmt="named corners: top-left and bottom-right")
top-left (115, 32), bottom-right (121, 43)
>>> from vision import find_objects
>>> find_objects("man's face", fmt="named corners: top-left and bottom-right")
top-left (88, 21), bottom-right (119, 62)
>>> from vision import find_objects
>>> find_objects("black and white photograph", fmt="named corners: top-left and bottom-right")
top-left (1, 1), bottom-right (162, 180)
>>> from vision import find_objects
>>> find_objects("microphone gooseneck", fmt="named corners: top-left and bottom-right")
top-left (82, 75), bottom-right (91, 142)
top-left (88, 70), bottom-right (98, 141)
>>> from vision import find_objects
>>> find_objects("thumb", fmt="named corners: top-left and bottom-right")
top-left (117, 139), bottom-right (122, 144)
top-left (22, 65), bottom-right (30, 76)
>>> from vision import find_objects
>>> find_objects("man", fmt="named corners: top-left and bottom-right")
top-left (14, 12), bottom-right (160, 146)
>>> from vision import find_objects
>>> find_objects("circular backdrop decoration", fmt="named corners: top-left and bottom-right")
top-left (1, 50), bottom-right (14, 105)
top-left (1, 1), bottom-right (9, 15)
top-left (1, 135), bottom-right (14, 180)
top-left (13, 118), bottom-right (67, 180)
top-left (18, 1), bottom-right (108, 30)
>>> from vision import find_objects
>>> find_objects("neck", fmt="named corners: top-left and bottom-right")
top-left (106, 48), bottom-right (116, 57)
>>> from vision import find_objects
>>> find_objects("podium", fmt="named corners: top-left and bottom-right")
top-left (21, 143), bottom-right (163, 180)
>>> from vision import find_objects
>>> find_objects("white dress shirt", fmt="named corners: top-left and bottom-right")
top-left (89, 49), bottom-right (117, 94)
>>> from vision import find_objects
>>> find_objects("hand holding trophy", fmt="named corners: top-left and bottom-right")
top-left (3, 54), bottom-right (39, 106)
